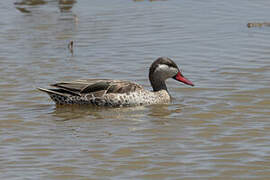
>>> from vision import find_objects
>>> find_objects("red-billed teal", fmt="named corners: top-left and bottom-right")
top-left (38, 57), bottom-right (194, 107)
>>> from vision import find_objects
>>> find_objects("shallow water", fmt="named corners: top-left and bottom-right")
top-left (1, 0), bottom-right (270, 179)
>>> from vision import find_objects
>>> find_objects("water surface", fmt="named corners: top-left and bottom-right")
top-left (1, 0), bottom-right (270, 179)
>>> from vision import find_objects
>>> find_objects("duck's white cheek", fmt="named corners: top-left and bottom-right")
top-left (156, 64), bottom-right (170, 72)
top-left (164, 67), bottom-right (178, 78)
top-left (155, 65), bottom-right (178, 79)
top-left (168, 68), bottom-right (178, 77)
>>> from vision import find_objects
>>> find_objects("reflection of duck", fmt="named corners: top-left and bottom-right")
top-left (51, 104), bottom-right (147, 120)
top-left (38, 57), bottom-right (194, 107)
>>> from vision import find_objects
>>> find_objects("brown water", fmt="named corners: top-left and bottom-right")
top-left (1, 0), bottom-right (270, 179)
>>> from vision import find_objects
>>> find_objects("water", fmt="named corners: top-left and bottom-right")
top-left (1, 0), bottom-right (270, 179)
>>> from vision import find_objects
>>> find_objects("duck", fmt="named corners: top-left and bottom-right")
top-left (38, 57), bottom-right (194, 107)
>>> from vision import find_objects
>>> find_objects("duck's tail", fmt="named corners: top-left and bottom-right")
top-left (37, 88), bottom-right (70, 104)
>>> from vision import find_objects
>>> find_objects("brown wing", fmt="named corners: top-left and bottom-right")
top-left (51, 79), bottom-right (110, 93)
top-left (51, 79), bottom-right (143, 96)
top-left (105, 81), bottom-right (143, 94)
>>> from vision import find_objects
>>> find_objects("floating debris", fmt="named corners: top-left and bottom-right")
top-left (15, 7), bottom-right (31, 13)
top-left (14, 0), bottom-right (47, 6)
top-left (247, 22), bottom-right (270, 28)
top-left (149, 0), bottom-right (167, 1)
top-left (59, 0), bottom-right (76, 5)
top-left (58, 0), bottom-right (76, 12)
top-left (14, 0), bottom-right (47, 13)
top-left (68, 40), bottom-right (74, 55)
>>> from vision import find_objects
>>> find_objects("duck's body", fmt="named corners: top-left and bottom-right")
top-left (38, 57), bottom-right (194, 107)
top-left (38, 79), bottom-right (170, 107)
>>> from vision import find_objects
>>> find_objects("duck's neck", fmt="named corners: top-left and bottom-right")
top-left (149, 73), bottom-right (167, 92)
